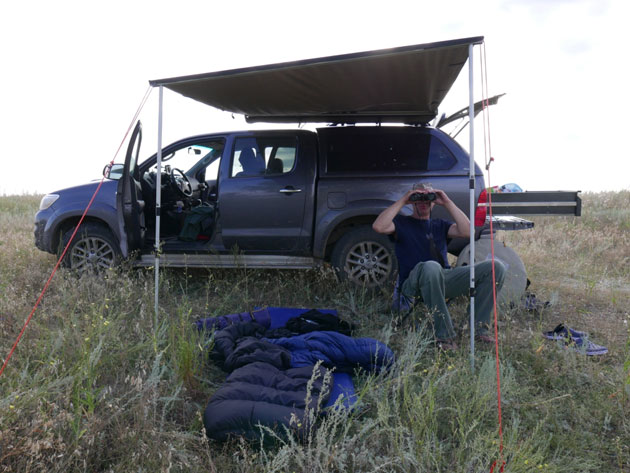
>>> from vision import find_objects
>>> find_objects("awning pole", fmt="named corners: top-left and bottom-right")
top-left (154, 86), bottom-right (163, 325)
top-left (468, 44), bottom-right (476, 371)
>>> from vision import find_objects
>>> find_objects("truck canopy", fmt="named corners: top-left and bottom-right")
top-left (149, 36), bottom-right (483, 125)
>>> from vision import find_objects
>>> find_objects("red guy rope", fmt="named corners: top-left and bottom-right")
top-left (0, 86), bottom-right (153, 378)
top-left (480, 42), bottom-right (506, 473)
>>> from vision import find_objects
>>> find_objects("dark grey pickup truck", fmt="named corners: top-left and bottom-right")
top-left (34, 38), bottom-right (581, 288)
top-left (34, 123), bottom-right (488, 286)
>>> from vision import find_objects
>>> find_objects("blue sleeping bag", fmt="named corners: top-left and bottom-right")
top-left (264, 331), bottom-right (394, 373)
top-left (201, 308), bottom-right (394, 441)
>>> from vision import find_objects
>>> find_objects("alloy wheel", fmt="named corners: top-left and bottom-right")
top-left (344, 240), bottom-right (393, 287)
top-left (69, 236), bottom-right (117, 272)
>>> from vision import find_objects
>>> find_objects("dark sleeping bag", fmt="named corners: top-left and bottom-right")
top-left (204, 320), bottom-right (395, 442)
top-left (203, 361), bottom-right (332, 442)
top-left (211, 321), bottom-right (292, 372)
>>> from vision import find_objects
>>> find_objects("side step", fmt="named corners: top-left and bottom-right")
top-left (135, 253), bottom-right (319, 270)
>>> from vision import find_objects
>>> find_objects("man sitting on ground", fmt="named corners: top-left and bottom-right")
top-left (372, 183), bottom-right (505, 350)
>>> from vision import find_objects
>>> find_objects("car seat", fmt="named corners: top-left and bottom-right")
top-left (266, 157), bottom-right (284, 174)
top-left (235, 148), bottom-right (264, 177)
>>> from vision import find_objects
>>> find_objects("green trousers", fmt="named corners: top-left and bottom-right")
top-left (401, 260), bottom-right (506, 341)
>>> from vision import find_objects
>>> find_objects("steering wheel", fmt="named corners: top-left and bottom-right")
top-left (170, 168), bottom-right (193, 197)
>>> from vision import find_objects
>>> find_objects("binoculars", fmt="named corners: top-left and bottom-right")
top-left (410, 192), bottom-right (436, 202)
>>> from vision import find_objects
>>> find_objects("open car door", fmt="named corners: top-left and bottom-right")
top-left (117, 121), bottom-right (145, 257)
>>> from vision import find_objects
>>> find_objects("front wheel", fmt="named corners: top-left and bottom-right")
top-left (330, 226), bottom-right (397, 288)
top-left (61, 223), bottom-right (122, 273)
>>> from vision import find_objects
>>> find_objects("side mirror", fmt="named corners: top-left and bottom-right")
top-left (104, 163), bottom-right (124, 180)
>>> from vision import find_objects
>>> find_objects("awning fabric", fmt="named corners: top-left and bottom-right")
top-left (149, 36), bottom-right (483, 124)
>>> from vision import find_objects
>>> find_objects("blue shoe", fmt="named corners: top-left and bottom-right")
top-left (543, 324), bottom-right (607, 356)
top-left (542, 324), bottom-right (588, 341)
top-left (563, 336), bottom-right (608, 356)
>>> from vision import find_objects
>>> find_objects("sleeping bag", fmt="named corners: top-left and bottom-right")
top-left (203, 319), bottom-right (394, 442)
top-left (203, 361), bottom-right (332, 441)
top-left (264, 331), bottom-right (394, 373)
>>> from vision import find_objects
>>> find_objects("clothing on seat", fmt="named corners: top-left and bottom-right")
top-left (266, 157), bottom-right (284, 174)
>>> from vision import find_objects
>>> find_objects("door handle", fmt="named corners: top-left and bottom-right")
top-left (279, 187), bottom-right (302, 194)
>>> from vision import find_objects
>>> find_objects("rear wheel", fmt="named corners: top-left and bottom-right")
top-left (330, 226), bottom-right (397, 288)
top-left (61, 223), bottom-right (122, 273)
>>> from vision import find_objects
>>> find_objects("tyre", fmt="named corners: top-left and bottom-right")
top-left (61, 223), bottom-right (122, 273)
top-left (330, 226), bottom-right (397, 287)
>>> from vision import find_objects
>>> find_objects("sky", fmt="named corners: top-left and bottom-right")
top-left (1, 0), bottom-right (628, 196)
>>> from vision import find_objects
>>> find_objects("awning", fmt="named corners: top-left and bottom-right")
top-left (150, 36), bottom-right (483, 124)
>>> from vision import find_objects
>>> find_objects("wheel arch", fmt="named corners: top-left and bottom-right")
top-left (53, 217), bottom-right (120, 256)
top-left (314, 197), bottom-right (402, 260)
top-left (322, 215), bottom-right (381, 261)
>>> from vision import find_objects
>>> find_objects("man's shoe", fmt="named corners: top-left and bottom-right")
top-left (436, 339), bottom-right (458, 351)
top-left (392, 284), bottom-right (415, 313)
top-left (475, 333), bottom-right (495, 344)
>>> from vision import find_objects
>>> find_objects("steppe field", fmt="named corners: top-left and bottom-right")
top-left (1, 192), bottom-right (629, 472)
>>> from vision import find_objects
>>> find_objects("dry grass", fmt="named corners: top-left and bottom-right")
top-left (1, 192), bottom-right (629, 472)
top-left (500, 190), bottom-right (630, 351)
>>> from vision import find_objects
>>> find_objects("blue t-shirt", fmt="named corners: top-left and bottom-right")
top-left (393, 215), bottom-right (453, 284)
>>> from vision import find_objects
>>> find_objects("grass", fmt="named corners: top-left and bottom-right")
top-left (1, 191), bottom-right (629, 472)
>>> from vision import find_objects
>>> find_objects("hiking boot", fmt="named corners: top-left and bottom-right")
top-left (475, 333), bottom-right (495, 344)
top-left (436, 339), bottom-right (458, 351)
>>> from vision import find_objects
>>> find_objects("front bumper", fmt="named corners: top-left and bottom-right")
top-left (34, 210), bottom-right (54, 253)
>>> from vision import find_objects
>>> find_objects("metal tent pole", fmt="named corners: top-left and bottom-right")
top-left (154, 86), bottom-right (163, 321)
top-left (468, 44), bottom-right (476, 370)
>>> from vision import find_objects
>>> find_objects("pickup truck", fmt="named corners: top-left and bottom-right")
top-left (34, 38), bottom-right (582, 288)
top-left (34, 123), bottom-right (488, 287)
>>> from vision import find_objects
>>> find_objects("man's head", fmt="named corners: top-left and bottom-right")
top-left (411, 182), bottom-right (435, 219)
top-left (412, 182), bottom-right (433, 192)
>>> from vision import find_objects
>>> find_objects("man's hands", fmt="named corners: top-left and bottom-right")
top-left (403, 189), bottom-right (420, 204)
top-left (431, 189), bottom-right (452, 207)
top-left (406, 188), bottom-right (451, 207)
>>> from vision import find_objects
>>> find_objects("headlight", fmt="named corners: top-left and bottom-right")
top-left (39, 194), bottom-right (59, 210)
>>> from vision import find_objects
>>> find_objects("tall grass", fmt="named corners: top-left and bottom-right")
top-left (1, 193), bottom-right (629, 472)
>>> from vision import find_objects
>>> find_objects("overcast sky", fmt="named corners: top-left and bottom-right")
top-left (1, 0), bottom-right (627, 196)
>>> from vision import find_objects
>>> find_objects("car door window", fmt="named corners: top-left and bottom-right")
top-left (231, 137), bottom-right (296, 177)
top-left (264, 146), bottom-right (296, 175)
top-left (149, 142), bottom-right (223, 175)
